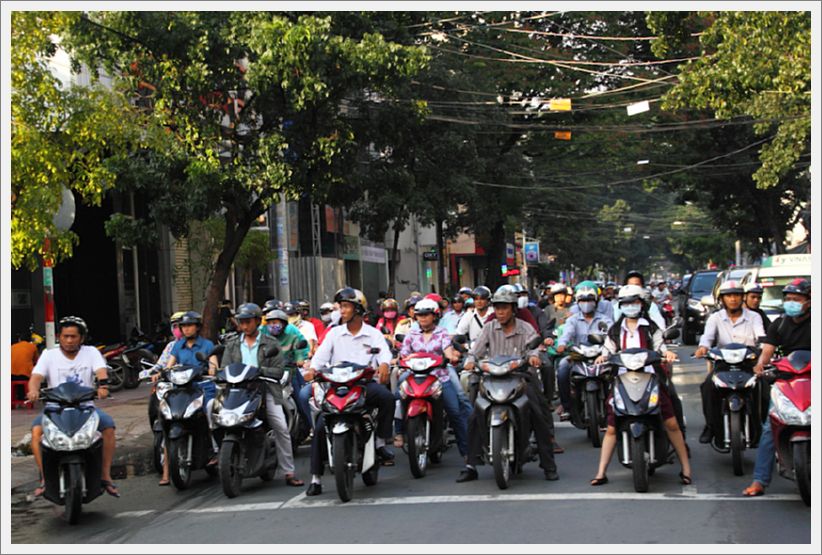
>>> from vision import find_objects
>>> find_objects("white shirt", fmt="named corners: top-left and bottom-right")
top-left (455, 307), bottom-right (492, 342)
top-left (699, 308), bottom-right (765, 349)
top-left (651, 288), bottom-right (671, 304)
top-left (32, 346), bottom-right (106, 389)
top-left (296, 319), bottom-right (318, 343)
top-left (310, 321), bottom-right (392, 369)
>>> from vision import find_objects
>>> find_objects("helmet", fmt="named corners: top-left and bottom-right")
top-left (549, 283), bottom-right (566, 295)
top-left (458, 287), bottom-right (473, 296)
top-left (236, 303), bottom-right (262, 320)
top-left (334, 287), bottom-right (368, 314)
top-left (491, 285), bottom-right (518, 305)
top-left (575, 281), bottom-right (599, 301)
top-left (624, 270), bottom-right (645, 286)
top-left (743, 282), bottom-right (763, 295)
top-left (297, 299), bottom-right (311, 312)
top-left (319, 302), bottom-right (334, 314)
top-left (405, 294), bottom-right (423, 309)
top-left (782, 278), bottom-right (810, 297)
top-left (472, 286), bottom-right (492, 300)
top-left (425, 293), bottom-right (443, 305)
top-left (283, 302), bottom-right (300, 316)
top-left (451, 295), bottom-right (465, 304)
top-left (718, 280), bottom-right (744, 296)
top-left (58, 316), bottom-right (88, 336)
top-left (170, 311), bottom-right (186, 324)
top-left (265, 309), bottom-right (288, 323)
top-left (263, 298), bottom-right (283, 313)
top-left (511, 283), bottom-right (527, 295)
top-left (414, 298), bottom-right (441, 316)
top-left (617, 284), bottom-right (646, 306)
top-left (381, 298), bottom-right (399, 311)
top-left (605, 282), bottom-right (616, 289)
top-left (179, 311), bottom-right (202, 326)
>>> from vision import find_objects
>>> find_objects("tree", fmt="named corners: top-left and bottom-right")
top-left (64, 12), bottom-right (427, 338)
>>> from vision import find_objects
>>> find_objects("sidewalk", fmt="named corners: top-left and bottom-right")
top-left (10, 386), bottom-right (156, 496)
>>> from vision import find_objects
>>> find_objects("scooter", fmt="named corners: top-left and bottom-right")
top-left (452, 335), bottom-right (480, 406)
top-left (313, 355), bottom-right (382, 503)
top-left (700, 342), bottom-right (763, 475)
top-left (567, 335), bottom-right (610, 448)
top-left (397, 352), bottom-right (447, 478)
top-left (37, 383), bottom-right (104, 524)
top-left (765, 349), bottom-right (811, 506)
top-left (140, 359), bottom-right (172, 474)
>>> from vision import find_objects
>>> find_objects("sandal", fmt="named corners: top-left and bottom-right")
top-left (393, 434), bottom-right (404, 448)
top-left (590, 476), bottom-right (609, 486)
top-left (679, 472), bottom-right (692, 486)
top-left (32, 481), bottom-right (46, 498)
top-left (742, 481), bottom-right (765, 497)
top-left (285, 475), bottom-right (305, 487)
top-left (158, 478), bottom-right (171, 487)
top-left (101, 479), bottom-right (121, 498)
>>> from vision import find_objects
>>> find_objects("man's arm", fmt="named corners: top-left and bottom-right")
top-left (696, 314), bottom-right (718, 353)
top-left (754, 343), bottom-right (777, 375)
top-left (465, 324), bottom-right (490, 369)
top-left (94, 366), bottom-right (110, 399)
top-left (27, 373), bottom-right (45, 403)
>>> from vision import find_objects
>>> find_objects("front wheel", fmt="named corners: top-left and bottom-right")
top-left (169, 437), bottom-right (192, 490)
top-left (793, 441), bottom-right (811, 507)
top-left (492, 423), bottom-right (512, 490)
top-left (631, 435), bottom-right (649, 493)
top-left (730, 411), bottom-right (745, 476)
top-left (333, 432), bottom-right (355, 503)
top-left (587, 390), bottom-right (602, 448)
top-left (219, 441), bottom-right (243, 498)
top-left (64, 464), bottom-right (84, 525)
top-left (407, 415), bottom-right (429, 479)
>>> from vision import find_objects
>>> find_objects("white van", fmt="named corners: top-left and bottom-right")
top-left (742, 254), bottom-right (812, 316)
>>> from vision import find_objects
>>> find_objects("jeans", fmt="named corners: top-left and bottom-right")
top-left (449, 367), bottom-right (473, 416)
top-left (557, 356), bottom-right (573, 412)
top-left (752, 401), bottom-right (776, 487)
top-left (298, 383), bottom-right (314, 428)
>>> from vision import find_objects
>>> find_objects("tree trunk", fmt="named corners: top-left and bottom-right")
top-left (484, 218), bottom-right (506, 290)
top-left (202, 214), bottom-right (254, 341)
top-left (436, 217), bottom-right (445, 295)
top-left (388, 221), bottom-right (402, 297)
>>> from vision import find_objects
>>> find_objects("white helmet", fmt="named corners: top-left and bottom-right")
top-left (550, 283), bottom-right (566, 295)
top-left (617, 284), bottom-right (646, 305)
top-left (413, 298), bottom-right (441, 316)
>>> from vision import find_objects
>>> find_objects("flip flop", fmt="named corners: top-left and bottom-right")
top-left (742, 482), bottom-right (765, 497)
top-left (158, 479), bottom-right (171, 487)
top-left (32, 482), bottom-right (46, 498)
top-left (590, 476), bottom-right (608, 486)
top-left (285, 476), bottom-right (305, 487)
top-left (101, 479), bottom-right (121, 498)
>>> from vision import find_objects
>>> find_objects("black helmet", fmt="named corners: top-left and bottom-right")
top-left (179, 311), bottom-right (202, 326)
top-left (297, 299), bottom-right (311, 312)
top-left (404, 294), bottom-right (423, 309)
top-left (472, 286), bottom-right (491, 300)
top-left (451, 295), bottom-right (465, 304)
top-left (58, 316), bottom-right (88, 336)
top-left (624, 270), bottom-right (645, 286)
top-left (284, 302), bottom-right (299, 316)
top-left (236, 303), bottom-right (262, 320)
top-left (782, 278), bottom-right (810, 297)
top-left (263, 298), bottom-right (283, 313)
top-left (334, 287), bottom-right (367, 314)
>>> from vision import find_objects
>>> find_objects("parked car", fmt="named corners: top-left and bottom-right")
top-left (675, 269), bottom-right (720, 345)
top-left (741, 254), bottom-right (811, 319)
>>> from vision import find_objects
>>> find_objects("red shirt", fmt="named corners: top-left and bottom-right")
top-left (308, 317), bottom-right (324, 339)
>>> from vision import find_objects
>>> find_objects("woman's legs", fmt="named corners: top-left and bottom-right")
top-left (664, 416), bottom-right (692, 478)
top-left (593, 425), bottom-right (617, 480)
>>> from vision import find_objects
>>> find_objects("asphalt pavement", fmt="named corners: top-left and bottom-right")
top-left (9, 346), bottom-right (813, 544)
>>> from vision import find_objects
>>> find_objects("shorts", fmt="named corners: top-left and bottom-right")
top-left (606, 385), bottom-right (675, 428)
top-left (33, 408), bottom-right (116, 431)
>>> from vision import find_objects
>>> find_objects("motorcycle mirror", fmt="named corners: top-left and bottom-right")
top-left (597, 321), bottom-right (609, 333)
top-left (662, 328), bottom-right (680, 341)
top-left (587, 333), bottom-right (605, 345)
top-left (195, 351), bottom-right (208, 363)
top-left (380, 326), bottom-right (390, 335)
top-left (295, 339), bottom-right (308, 350)
top-left (526, 336), bottom-right (543, 350)
top-left (452, 334), bottom-right (468, 345)
top-left (264, 344), bottom-right (280, 358)
top-left (395, 334), bottom-right (406, 343)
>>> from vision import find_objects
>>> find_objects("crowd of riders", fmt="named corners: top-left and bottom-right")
top-left (25, 270), bottom-right (810, 502)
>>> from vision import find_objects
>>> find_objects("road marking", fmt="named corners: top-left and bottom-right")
top-left (114, 490), bottom-right (801, 518)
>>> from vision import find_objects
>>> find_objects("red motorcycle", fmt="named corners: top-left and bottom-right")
top-left (766, 349), bottom-right (811, 506)
top-left (398, 352), bottom-right (446, 478)
top-left (661, 300), bottom-right (675, 328)
top-left (96, 342), bottom-right (128, 392)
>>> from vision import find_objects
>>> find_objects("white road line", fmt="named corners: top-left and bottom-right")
top-left (114, 491), bottom-right (801, 518)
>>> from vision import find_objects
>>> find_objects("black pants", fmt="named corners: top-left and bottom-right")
top-left (467, 375), bottom-right (556, 473)
top-left (310, 381), bottom-right (394, 476)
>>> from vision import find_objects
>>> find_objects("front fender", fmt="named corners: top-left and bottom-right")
top-left (490, 406), bottom-right (510, 427)
top-left (629, 421), bottom-right (647, 439)
top-left (407, 399), bottom-right (431, 419)
top-left (332, 421), bottom-right (350, 435)
top-left (585, 380), bottom-right (601, 392)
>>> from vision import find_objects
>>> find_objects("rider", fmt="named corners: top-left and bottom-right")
top-left (651, 280), bottom-right (672, 307)
top-left (440, 295), bottom-right (467, 335)
top-left (394, 295), bottom-right (422, 338)
top-left (304, 287), bottom-right (396, 496)
top-left (220, 303), bottom-right (304, 487)
top-left (554, 282), bottom-right (614, 421)
top-left (298, 299), bottom-right (325, 340)
top-left (695, 280), bottom-right (766, 445)
top-left (395, 298), bottom-right (470, 458)
top-left (742, 278), bottom-right (811, 497)
top-left (27, 316), bottom-right (120, 499)
top-left (743, 282), bottom-right (772, 329)
top-left (319, 302), bottom-right (335, 329)
top-left (615, 271), bottom-right (666, 330)
top-left (589, 285), bottom-right (692, 486)
top-left (569, 280), bottom-right (613, 320)
top-left (455, 286), bottom-right (493, 342)
top-left (376, 298), bottom-right (402, 340)
top-left (456, 286), bottom-right (559, 482)
top-left (285, 301), bottom-right (319, 356)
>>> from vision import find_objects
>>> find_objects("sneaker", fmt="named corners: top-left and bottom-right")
top-left (698, 426), bottom-right (713, 444)
top-left (456, 467), bottom-right (478, 483)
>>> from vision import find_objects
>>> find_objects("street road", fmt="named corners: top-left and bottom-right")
top-left (11, 346), bottom-right (811, 544)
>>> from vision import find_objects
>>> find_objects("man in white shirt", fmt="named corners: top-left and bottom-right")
top-left (303, 287), bottom-right (395, 496)
top-left (27, 316), bottom-right (119, 498)
top-left (455, 286), bottom-right (493, 342)
top-left (694, 281), bottom-right (765, 445)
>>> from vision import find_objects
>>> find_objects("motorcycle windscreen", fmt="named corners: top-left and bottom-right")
top-left (714, 370), bottom-right (756, 390)
top-left (165, 389), bottom-right (203, 419)
top-left (482, 375), bottom-right (523, 403)
top-left (45, 407), bottom-right (96, 437)
top-left (224, 362), bottom-right (261, 383)
top-left (221, 387), bottom-right (261, 411)
top-left (618, 372), bottom-right (652, 403)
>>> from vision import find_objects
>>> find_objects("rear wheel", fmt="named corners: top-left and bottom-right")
top-left (407, 415), bottom-right (429, 479)
top-left (219, 441), bottom-right (243, 498)
top-left (492, 423), bottom-right (512, 490)
top-left (631, 435), bottom-right (649, 493)
top-left (107, 361), bottom-right (126, 392)
top-left (587, 390), bottom-right (602, 448)
top-left (793, 441), bottom-right (811, 507)
top-left (730, 411), bottom-right (745, 476)
top-left (169, 437), bottom-right (192, 490)
top-left (333, 432), bottom-right (355, 502)
top-left (64, 464), bottom-right (84, 525)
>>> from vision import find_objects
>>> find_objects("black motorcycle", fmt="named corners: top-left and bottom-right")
top-left (37, 383), bottom-right (104, 524)
top-left (567, 335), bottom-right (610, 448)
top-left (700, 342), bottom-right (763, 475)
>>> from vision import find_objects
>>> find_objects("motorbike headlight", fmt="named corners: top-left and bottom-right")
top-left (42, 416), bottom-right (71, 450)
top-left (159, 398), bottom-right (173, 420)
top-left (483, 381), bottom-right (513, 403)
top-left (215, 408), bottom-right (253, 427)
top-left (70, 412), bottom-right (101, 450)
top-left (770, 387), bottom-right (811, 426)
top-left (719, 348), bottom-right (747, 365)
top-left (399, 380), bottom-right (413, 400)
top-left (169, 368), bottom-right (195, 385)
top-left (408, 358), bottom-right (436, 372)
top-left (688, 299), bottom-right (706, 313)
top-left (183, 395), bottom-right (204, 419)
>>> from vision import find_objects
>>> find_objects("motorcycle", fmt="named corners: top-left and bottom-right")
top-left (765, 349), bottom-right (811, 506)
top-left (37, 382), bottom-right (104, 524)
top-left (474, 336), bottom-right (544, 490)
top-left (397, 352), bottom-right (447, 478)
top-left (699, 342), bottom-right (763, 475)
top-left (606, 344), bottom-right (678, 493)
top-left (567, 334), bottom-right (610, 448)
top-left (140, 359), bottom-right (172, 474)
top-left (312, 354), bottom-right (382, 503)
top-left (660, 300), bottom-right (676, 328)
top-left (96, 342), bottom-right (128, 392)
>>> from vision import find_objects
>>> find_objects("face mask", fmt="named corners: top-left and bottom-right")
top-left (579, 301), bottom-right (596, 314)
top-left (383, 310), bottom-right (397, 320)
top-left (330, 310), bottom-right (342, 326)
top-left (288, 315), bottom-right (300, 325)
top-left (621, 304), bottom-right (642, 319)
top-left (172, 326), bottom-right (183, 340)
top-left (268, 323), bottom-right (284, 336)
top-left (517, 297), bottom-right (529, 309)
top-left (783, 301), bottom-right (806, 318)
top-left (320, 313), bottom-right (332, 323)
